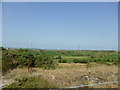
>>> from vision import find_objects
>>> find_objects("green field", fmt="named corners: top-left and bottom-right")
top-left (62, 56), bottom-right (88, 59)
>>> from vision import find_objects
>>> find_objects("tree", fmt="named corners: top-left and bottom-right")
top-left (27, 54), bottom-right (35, 71)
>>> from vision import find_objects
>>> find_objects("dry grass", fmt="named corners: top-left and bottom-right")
top-left (3, 63), bottom-right (119, 88)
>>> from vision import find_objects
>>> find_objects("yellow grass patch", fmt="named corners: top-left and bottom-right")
top-left (3, 63), bottom-right (119, 88)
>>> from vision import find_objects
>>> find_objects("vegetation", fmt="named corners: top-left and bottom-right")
top-left (3, 63), bottom-right (118, 88)
top-left (2, 48), bottom-right (119, 74)
top-left (73, 59), bottom-right (88, 63)
top-left (5, 76), bottom-right (58, 88)
top-left (2, 47), bottom-right (119, 88)
top-left (2, 48), bottom-right (57, 74)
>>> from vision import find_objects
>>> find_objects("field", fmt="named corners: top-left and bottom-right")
top-left (3, 63), bottom-right (118, 88)
top-left (1, 47), bottom-right (119, 88)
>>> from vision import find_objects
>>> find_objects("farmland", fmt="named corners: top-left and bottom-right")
top-left (1, 47), bottom-right (119, 88)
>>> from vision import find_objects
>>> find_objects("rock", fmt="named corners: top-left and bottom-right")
top-left (91, 77), bottom-right (99, 81)
top-left (81, 75), bottom-right (90, 80)
top-left (51, 75), bottom-right (55, 79)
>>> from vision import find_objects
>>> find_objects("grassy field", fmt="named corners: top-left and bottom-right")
top-left (62, 56), bottom-right (88, 59)
top-left (2, 48), bottom-right (119, 88)
top-left (3, 63), bottom-right (118, 88)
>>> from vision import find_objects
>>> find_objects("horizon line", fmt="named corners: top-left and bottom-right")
top-left (2, 46), bottom-right (118, 51)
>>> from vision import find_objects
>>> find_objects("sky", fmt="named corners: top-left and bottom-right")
top-left (2, 0), bottom-right (120, 2)
top-left (2, 2), bottom-right (118, 50)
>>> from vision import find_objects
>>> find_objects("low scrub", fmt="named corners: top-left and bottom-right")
top-left (5, 76), bottom-right (58, 88)
top-left (58, 59), bottom-right (67, 63)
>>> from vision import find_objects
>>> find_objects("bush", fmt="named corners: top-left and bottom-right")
top-left (90, 56), bottom-right (94, 58)
top-left (73, 59), bottom-right (79, 63)
top-left (93, 58), bottom-right (101, 62)
top-left (56, 56), bottom-right (62, 59)
top-left (59, 59), bottom-right (62, 63)
top-left (43, 57), bottom-right (56, 69)
top-left (2, 56), bottom-right (11, 74)
top-left (73, 59), bottom-right (88, 63)
top-left (2, 52), bottom-right (16, 74)
top-left (35, 55), bottom-right (56, 69)
top-left (2, 48), bottom-right (57, 73)
top-left (62, 59), bottom-right (67, 63)
top-left (79, 59), bottom-right (88, 63)
top-left (58, 59), bottom-right (67, 63)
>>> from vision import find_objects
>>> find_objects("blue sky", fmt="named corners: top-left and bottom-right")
top-left (2, 2), bottom-right (118, 50)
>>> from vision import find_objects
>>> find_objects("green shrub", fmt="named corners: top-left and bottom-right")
top-left (62, 59), bottom-right (67, 63)
top-left (73, 59), bottom-right (88, 63)
top-left (2, 57), bottom-right (11, 74)
top-left (2, 48), bottom-right (57, 73)
top-left (73, 59), bottom-right (79, 63)
top-left (90, 56), bottom-right (94, 58)
top-left (58, 59), bottom-right (62, 63)
top-left (2, 53), bottom-right (16, 74)
top-left (79, 59), bottom-right (88, 63)
top-left (56, 56), bottom-right (62, 59)
top-left (43, 57), bottom-right (56, 69)
top-left (35, 55), bottom-right (56, 69)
